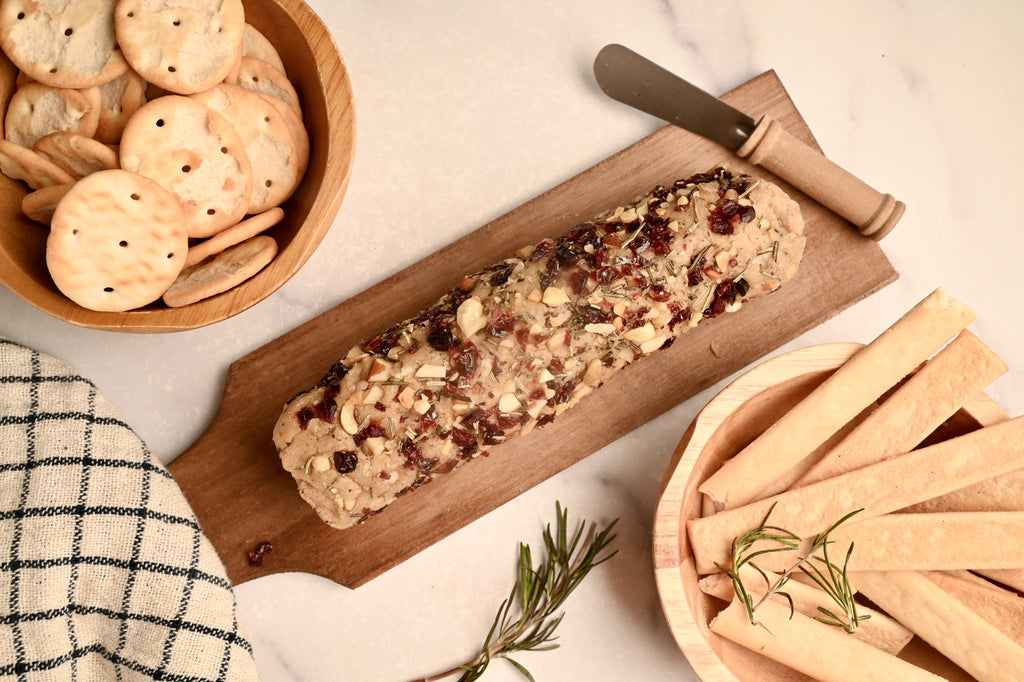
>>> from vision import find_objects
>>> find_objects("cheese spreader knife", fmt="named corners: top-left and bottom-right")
top-left (593, 44), bottom-right (904, 240)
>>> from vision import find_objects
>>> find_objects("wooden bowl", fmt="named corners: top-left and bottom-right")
top-left (652, 342), bottom-right (1010, 681)
top-left (0, 0), bottom-right (356, 332)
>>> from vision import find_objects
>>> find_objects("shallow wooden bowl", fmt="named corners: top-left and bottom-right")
top-left (652, 342), bottom-right (1009, 681)
top-left (0, 0), bottom-right (356, 332)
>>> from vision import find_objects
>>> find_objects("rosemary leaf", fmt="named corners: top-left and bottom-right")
top-left (416, 503), bottom-right (618, 682)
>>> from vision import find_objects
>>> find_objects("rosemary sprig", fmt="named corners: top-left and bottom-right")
top-left (416, 503), bottom-right (618, 682)
top-left (798, 509), bottom-right (869, 633)
top-left (715, 505), bottom-right (868, 633)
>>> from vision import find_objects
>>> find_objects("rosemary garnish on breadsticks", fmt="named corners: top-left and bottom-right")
top-left (715, 504), bottom-right (869, 633)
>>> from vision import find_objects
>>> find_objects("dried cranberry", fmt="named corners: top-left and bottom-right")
top-left (487, 310), bottom-right (517, 338)
top-left (296, 407), bottom-right (315, 430)
top-left (354, 423), bottom-right (386, 445)
top-left (577, 305), bottom-right (609, 325)
top-left (317, 362), bottom-right (350, 388)
top-left (487, 261), bottom-right (516, 287)
top-left (569, 269), bottom-right (591, 296)
top-left (550, 378), bottom-right (579, 406)
top-left (687, 259), bottom-right (705, 287)
top-left (735, 278), bottom-right (750, 297)
top-left (400, 438), bottom-right (419, 458)
top-left (314, 391), bottom-right (338, 423)
top-left (535, 414), bottom-right (555, 429)
top-left (333, 450), bottom-right (358, 473)
top-left (628, 231), bottom-right (651, 254)
top-left (548, 357), bottom-right (564, 374)
top-left (554, 241), bottom-right (578, 267)
top-left (529, 239), bottom-right (554, 262)
top-left (247, 541), bottom-right (274, 567)
top-left (648, 284), bottom-right (671, 302)
top-left (427, 322), bottom-right (460, 351)
top-left (451, 428), bottom-right (477, 447)
top-left (739, 205), bottom-right (756, 223)
top-left (451, 345), bottom-right (479, 378)
top-left (667, 302), bottom-right (691, 331)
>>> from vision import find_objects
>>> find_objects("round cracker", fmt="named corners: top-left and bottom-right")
top-left (0, 0), bottom-right (128, 88)
top-left (0, 139), bottom-right (76, 189)
top-left (235, 57), bottom-right (301, 118)
top-left (94, 68), bottom-right (148, 144)
top-left (34, 132), bottom-right (119, 179)
top-left (185, 206), bottom-right (284, 267)
top-left (242, 24), bottom-right (285, 73)
top-left (114, 0), bottom-right (245, 95)
top-left (191, 84), bottom-right (302, 213)
top-left (21, 183), bottom-right (72, 225)
top-left (259, 93), bottom-right (309, 180)
top-left (163, 234), bottom-right (277, 307)
top-left (47, 169), bottom-right (188, 312)
top-left (5, 82), bottom-right (101, 148)
top-left (119, 95), bottom-right (253, 238)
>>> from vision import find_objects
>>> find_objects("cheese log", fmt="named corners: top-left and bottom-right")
top-left (273, 168), bottom-right (806, 530)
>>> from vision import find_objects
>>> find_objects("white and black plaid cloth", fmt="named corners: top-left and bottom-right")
top-left (0, 338), bottom-right (259, 680)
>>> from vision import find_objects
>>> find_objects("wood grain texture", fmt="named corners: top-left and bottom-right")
top-left (168, 70), bottom-right (898, 588)
top-left (0, 0), bottom-right (356, 332)
top-left (653, 343), bottom-right (1009, 681)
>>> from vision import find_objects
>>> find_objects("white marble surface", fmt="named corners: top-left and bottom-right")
top-left (3, 1), bottom-right (1024, 680)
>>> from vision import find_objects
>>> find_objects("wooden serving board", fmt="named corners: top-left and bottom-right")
top-left (168, 70), bottom-right (898, 588)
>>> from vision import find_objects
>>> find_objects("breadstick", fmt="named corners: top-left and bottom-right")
top-left (709, 597), bottom-right (944, 682)
top-left (853, 570), bottom-right (1024, 682)
top-left (795, 329), bottom-right (1007, 487)
top-left (688, 416), bottom-right (1024, 574)
top-left (699, 287), bottom-right (975, 510)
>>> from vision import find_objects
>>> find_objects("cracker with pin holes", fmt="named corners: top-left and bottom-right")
top-left (119, 95), bottom-right (253, 238)
top-left (242, 24), bottom-right (285, 73)
top-left (163, 234), bottom-right (277, 307)
top-left (34, 131), bottom-right (119, 179)
top-left (235, 57), bottom-right (301, 118)
top-left (47, 169), bottom-right (188, 312)
top-left (114, 0), bottom-right (245, 95)
top-left (0, 0), bottom-right (128, 89)
top-left (21, 183), bottom-right (72, 225)
top-left (191, 83), bottom-right (302, 214)
top-left (94, 68), bottom-right (148, 144)
top-left (0, 139), bottom-right (75, 189)
top-left (185, 206), bottom-right (283, 267)
top-left (5, 81), bottom-right (101, 148)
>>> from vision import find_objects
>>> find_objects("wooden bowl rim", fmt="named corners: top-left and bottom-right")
top-left (651, 341), bottom-right (1008, 681)
top-left (0, 0), bottom-right (356, 332)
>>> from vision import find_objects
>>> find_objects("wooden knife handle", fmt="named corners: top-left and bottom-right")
top-left (736, 115), bottom-right (904, 240)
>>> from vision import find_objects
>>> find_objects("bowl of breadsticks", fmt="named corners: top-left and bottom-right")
top-left (654, 288), bottom-right (1024, 681)
top-left (0, 0), bottom-right (355, 332)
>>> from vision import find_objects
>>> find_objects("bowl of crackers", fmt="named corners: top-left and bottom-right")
top-left (654, 288), bottom-right (1024, 681)
top-left (0, 0), bottom-right (356, 332)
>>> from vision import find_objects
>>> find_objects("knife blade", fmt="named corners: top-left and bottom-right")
top-left (593, 44), bottom-right (904, 240)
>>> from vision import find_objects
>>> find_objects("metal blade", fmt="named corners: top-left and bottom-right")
top-left (593, 44), bottom-right (757, 151)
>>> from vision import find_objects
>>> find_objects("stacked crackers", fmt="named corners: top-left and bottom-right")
top-left (0, 0), bottom-right (309, 312)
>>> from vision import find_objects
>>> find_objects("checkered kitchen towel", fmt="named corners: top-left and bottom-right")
top-left (0, 338), bottom-right (259, 680)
